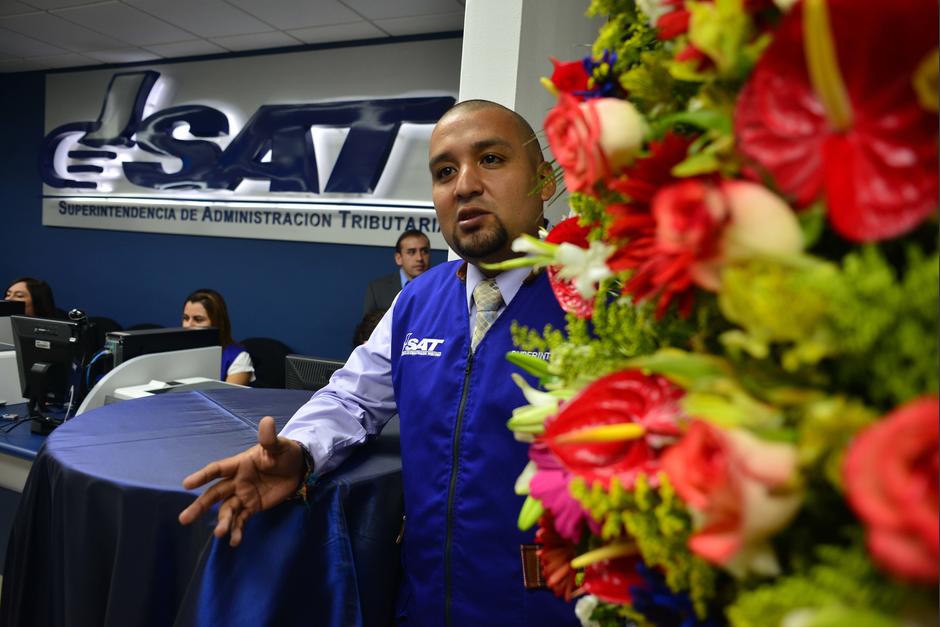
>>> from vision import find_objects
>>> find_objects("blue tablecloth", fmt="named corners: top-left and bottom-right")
top-left (0, 388), bottom-right (403, 627)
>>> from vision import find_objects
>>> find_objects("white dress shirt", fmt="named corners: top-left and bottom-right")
top-left (279, 263), bottom-right (533, 476)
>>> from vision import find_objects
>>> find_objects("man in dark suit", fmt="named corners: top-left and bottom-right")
top-left (362, 229), bottom-right (431, 315)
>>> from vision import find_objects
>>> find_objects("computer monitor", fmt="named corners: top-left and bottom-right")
top-left (0, 300), bottom-right (26, 316)
top-left (285, 354), bottom-right (344, 392)
top-left (105, 327), bottom-right (220, 367)
top-left (11, 314), bottom-right (95, 431)
top-left (0, 300), bottom-right (26, 345)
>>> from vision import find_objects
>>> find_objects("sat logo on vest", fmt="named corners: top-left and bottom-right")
top-left (401, 333), bottom-right (445, 357)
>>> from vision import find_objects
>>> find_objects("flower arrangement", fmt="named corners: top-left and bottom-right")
top-left (499, 0), bottom-right (938, 624)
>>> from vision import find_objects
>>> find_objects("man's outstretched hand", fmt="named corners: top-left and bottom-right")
top-left (178, 416), bottom-right (307, 546)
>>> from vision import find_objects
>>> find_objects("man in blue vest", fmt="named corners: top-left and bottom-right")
top-left (179, 100), bottom-right (578, 626)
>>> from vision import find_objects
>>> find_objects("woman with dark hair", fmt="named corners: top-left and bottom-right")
top-left (5, 277), bottom-right (57, 318)
top-left (181, 288), bottom-right (255, 386)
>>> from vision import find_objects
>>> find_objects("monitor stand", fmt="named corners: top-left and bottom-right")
top-left (28, 362), bottom-right (64, 435)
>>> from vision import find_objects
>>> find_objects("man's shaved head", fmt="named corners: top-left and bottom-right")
top-left (439, 99), bottom-right (545, 169)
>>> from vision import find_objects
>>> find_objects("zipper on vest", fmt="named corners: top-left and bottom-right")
top-left (443, 346), bottom-right (474, 627)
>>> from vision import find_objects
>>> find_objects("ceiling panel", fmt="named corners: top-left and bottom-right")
top-left (287, 20), bottom-right (386, 45)
top-left (0, 24), bottom-right (67, 56)
top-left (210, 30), bottom-right (302, 52)
top-left (20, 0), bottom-right (100, 8)
top-left (23, 51), bottom-right (93, 66)
top-left (0, 0), bottom-right (36, 17)
top-left (0, 0), bottom-right (464, 73)
top-left (83, 47), bottom-right (161, 63)
top-left (143, 39), bottom-right (227, 58)
top-left (0, 57), bottom-right (43, 71)
top-left (124, 0), bottom-right (274, 38)
top-left (54, 2), bottom-right (195, 46)
top-left (374, 11), bottom-right (463, 37)
top-left (339, 0), bottom-right (463, 21)
top-left (0, 11), bottom-right (129, 51)
top-left (228, 0), bottom-right (360, 31)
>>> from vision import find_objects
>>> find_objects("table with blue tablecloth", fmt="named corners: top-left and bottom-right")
top-left (0, 388), bottom-right (403, 627)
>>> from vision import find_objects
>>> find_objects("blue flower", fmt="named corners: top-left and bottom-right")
top-left (628, 563), bottom-right (721, 627)
top-left (576, 50), bottom-right (622, 99)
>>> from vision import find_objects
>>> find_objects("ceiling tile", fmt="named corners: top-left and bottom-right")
top-left (20, 0), bottom-right (101, 8)
top-left (373, 11), bottom-right (463, 36)
top-left (0, 0), bottom-right (36, 17)
top-left (0, 11), bottom-right (129, 51)
top-left (124, 0), bottom-right (275, 38)
top-left (0, 25), bottom-right (67, 56)
top-left (54, 2), bottom-right (194, 46)
top-left (0, 58), bottom-right (42, 71)
top-left (143, 39), bottom-right (227, 58)
top-left (227, 0), bottom-right (359, 31)
top-left (339, 0), bottom-right (463, 21)
top-left (287, 20), bottom-right (386, 44)
top-left (20, 51), bottom-right (93, 66)
top-left (83, 47), bottom-right (161, 63)
top-left (210, 30), bottom-right (302, 52)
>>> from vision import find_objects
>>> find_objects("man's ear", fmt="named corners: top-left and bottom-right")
top-left (537, 161), bottom-right (556, 202)
top-left (394, 252), bottom-right (403, 267)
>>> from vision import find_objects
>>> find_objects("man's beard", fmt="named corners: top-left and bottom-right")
top-left (451, 220), bottom-right (509, 261)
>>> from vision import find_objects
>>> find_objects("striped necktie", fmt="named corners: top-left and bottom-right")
top-left (471, 278), bottom-right (503, 351)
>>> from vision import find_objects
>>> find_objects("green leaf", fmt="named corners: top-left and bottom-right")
top-left (506, 351), bottom-right (553, 379)
top-left (624, 348), bottom-right (729, 387)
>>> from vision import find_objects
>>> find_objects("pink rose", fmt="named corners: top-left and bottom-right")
top-left (544, 94), bottom-right (646, 194)
top-left (843, 396), bottom-right (939, 584)
top-left (662, 421), bottom-right (802, 576)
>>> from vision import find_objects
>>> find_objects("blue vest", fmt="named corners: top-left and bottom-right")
top-left (221, 343), bottom-right (245, 380)
top-left (391, 261), bottom-right (578, 627)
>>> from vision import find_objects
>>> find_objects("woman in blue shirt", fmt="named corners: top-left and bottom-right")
top-left (181, 288), bottom-right (254, 385)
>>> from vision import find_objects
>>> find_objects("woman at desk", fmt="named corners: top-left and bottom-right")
top-left (5, 277), bottom-right (59, 317)
top-left (181, 289), bottom-right (255, 386)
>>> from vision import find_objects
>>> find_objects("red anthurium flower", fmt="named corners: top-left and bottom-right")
top-left (543, 369), bottom-right (685, 488)
top-left (582, 556), bottom-right (646, 604)
top-left (735, 0), bottom-right (939, 242)
top-left (549, 57), bottom-right (591, 98)
top-left (546, 217), bottom-right (595, 319)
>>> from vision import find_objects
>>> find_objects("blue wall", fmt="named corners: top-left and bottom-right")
top-left (0, 71), bottom-right (446, 360)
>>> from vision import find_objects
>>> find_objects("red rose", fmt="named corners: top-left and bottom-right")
top-left (544, 95), bottom-right (646, 194)
top-left (843, 396), bottom-right (939, 584)
top-left (549, 57), bottom-right (590, 97)
top-left (662, 421), bottom-right (801, 576)
top-left (614, 179), bottom-right (801, 318)
top-left (543, 369), bottom-right (685, 488)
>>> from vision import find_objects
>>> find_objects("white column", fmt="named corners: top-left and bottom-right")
top-left (458, 0), bottom-right (604, 225)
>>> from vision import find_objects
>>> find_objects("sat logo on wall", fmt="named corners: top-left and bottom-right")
top-left (40, 39), bottom-right (460, 248)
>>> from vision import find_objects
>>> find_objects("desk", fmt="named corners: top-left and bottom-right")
top-left (0, 388), bottom-right (403, 627)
